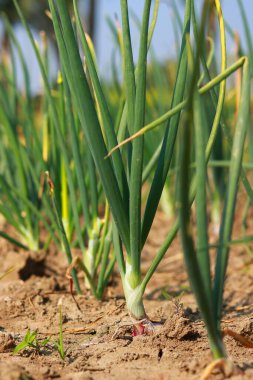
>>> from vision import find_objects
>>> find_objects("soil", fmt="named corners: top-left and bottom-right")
top-left (1, 205), bottom-right (253, 380)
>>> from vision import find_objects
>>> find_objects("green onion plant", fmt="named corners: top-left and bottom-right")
top-left (45, 0), bottom-right (252, 328)
top-left (7, 2), bottom-right (252, 366)
top-left (177, 0), bottom-right (251, 368)
top-left (0, 16), bottom-right (58, 250)
top-left (42, 0), bottom-right (191, 325)
top-left (1, 4), bottom-right (115, 299)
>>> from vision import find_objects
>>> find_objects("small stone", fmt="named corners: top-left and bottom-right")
top-left (188, 358), bottom-right (199, 373)
top-left (0, 332), bottom-right (15, 353)
top-left (96, 324), bottom-right (109, 337)
top-left (41, 366), bottom-right (50, 375)
top-left (34, 295), bottom-right (45, 305)
top-left (4, 296), bottom-right (12, 302)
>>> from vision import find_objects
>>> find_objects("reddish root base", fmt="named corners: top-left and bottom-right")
top-left (132, 319), bottom-right (161, 336)
top-left (132, 322), bottom-right (145, 336)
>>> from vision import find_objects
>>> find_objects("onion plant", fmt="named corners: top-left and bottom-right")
top-left (10, 0), bottom-right (252, 353)
top-left (11, 0), bottom-right (115, 299)
top-left (49, 70), bottom-right (115, 299)
top-left (44, 0), bottom-right (253, 331)
top-left (0, 15), bottom-right (58, 250)
top-left (178, 58), bottom-right (250, 371)
top-left (178, 0), bottom-right (251, 372)
top-left (112, 0), bottom-right (252, 366)
top-left (41, 0), bottom-right (189, 326)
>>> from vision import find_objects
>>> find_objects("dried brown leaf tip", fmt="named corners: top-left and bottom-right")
top-left (45, 171), bottom-right (54, 194)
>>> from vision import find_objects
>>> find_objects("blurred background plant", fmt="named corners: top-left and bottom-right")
top-left (0, 0), bottom-right (97, 40)
top-left (0, 2), bottom-right (113, 299)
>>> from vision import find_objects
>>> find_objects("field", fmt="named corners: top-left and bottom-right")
top-left (1, 206), bottom-right (253, 380)
top-left (0, 1), bottom-right (253, 379)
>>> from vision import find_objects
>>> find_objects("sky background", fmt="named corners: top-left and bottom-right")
top-left (97, 0), bottom-right (253, 75)
top-left (1, 0), bottom-right (252, 92)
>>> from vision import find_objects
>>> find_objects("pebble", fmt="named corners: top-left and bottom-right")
top-left (41, 366), bottom-right (50, 375)
top-left (96, 324), bottom-right (109, 337)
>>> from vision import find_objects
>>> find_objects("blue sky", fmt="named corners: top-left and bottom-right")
top-left (1, 1), bottom-right (252, 92)
top-left (96, 0), bottom-right (253, 75)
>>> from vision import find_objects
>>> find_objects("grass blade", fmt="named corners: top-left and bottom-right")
top-left (213, 57), bottom-right (250, 326)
